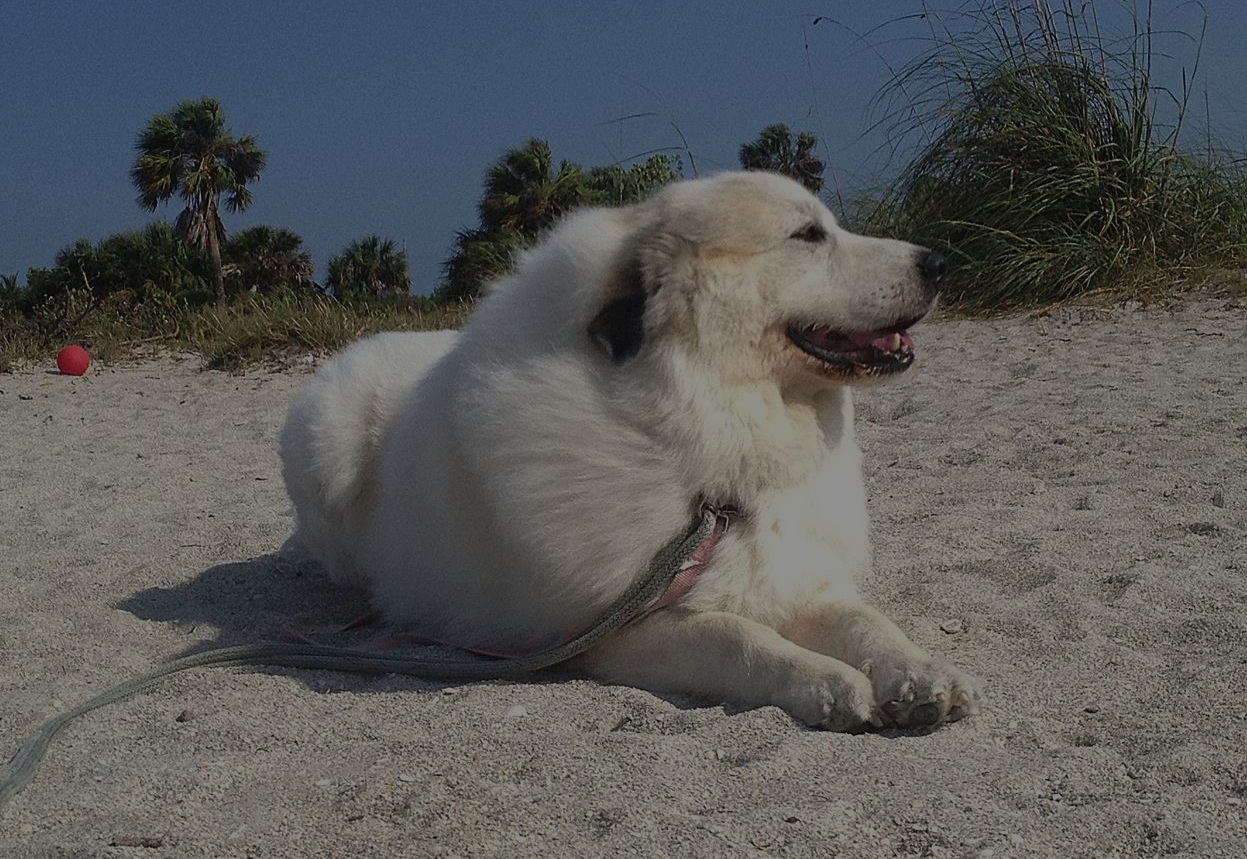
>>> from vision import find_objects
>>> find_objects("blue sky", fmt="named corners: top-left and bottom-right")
top-left (3, 1), bottom-right (1246, 294)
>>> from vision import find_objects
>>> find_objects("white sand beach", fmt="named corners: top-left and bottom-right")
top-left (1, 292), bottom-right (1244, 858)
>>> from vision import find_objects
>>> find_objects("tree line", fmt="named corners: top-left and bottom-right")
top-left (10, 3), bottom-right (1245, 358)
top-left (438, 127), bottom-right (822, 302)
top-left (0, 96), bottom-right (822, 335)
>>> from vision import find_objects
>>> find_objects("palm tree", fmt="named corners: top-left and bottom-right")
top-left (587, 154), bottom-right (682, 207)
top-left (435, 226), bottom-right (529, 303)
top-left (135, 222), bottom-right (213, 304)
top-left (478, 139), bottom-right (593, 235)
top-left (437, 147), bottom-right (684, 303)
top-left (739, 124), bottom-right (825, 193)
top-left (224, 225), bottom-right (315, 294)
top-left (130, 97), bottom-right (267, 307)
top-left (327, 236), bottom-right (411, 298)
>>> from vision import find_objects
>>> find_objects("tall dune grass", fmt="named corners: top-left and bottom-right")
top-left (864, 0), bottom-right (1247, 311)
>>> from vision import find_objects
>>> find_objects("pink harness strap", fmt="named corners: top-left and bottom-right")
top-left (638, 522), bottom-right (723, 616)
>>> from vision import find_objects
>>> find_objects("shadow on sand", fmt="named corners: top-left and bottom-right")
top-left (113, 554), bottom-right (562, 697)
top-left (118, 553), bottom-right (368, 647)
top-left (112, 556), bottom-right (943, 732)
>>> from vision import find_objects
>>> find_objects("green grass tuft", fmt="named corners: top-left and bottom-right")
top-left (0, 290), bottom-right (470, 374)
top-left (183, 293), bottom-right (470, 372)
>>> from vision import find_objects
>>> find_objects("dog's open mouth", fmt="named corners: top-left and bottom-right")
top-left (786, 322), bottom-right (917, 377)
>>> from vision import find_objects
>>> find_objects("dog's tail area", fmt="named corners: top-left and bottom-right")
top-left (278, 331), bottom-right (458, 588)
top-left (279, 373), bottom-right (373, 588)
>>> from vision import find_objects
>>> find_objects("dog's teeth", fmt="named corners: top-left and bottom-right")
top-left (890, 333), bottom-right (902, 351)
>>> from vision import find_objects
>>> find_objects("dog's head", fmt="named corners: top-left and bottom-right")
top-left (589, 171), bottom-right (944, 390)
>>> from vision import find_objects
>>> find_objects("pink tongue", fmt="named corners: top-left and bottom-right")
top-left (846, 330), bottom-right (913, 351)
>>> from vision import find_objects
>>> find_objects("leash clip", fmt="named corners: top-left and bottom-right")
top-left (704, 501), bottom-right (739, 535)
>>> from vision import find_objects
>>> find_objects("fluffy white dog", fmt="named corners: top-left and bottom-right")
top-left (280, 171), bottom-right (981, 731)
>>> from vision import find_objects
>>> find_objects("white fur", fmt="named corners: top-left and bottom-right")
top-left (280, 171), bottom-right (981, 730)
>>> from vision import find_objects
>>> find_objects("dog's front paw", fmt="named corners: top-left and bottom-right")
top-left (863, 654), bottom-right (982, 728)
top-left (780, 663), bottom-right (880, 733)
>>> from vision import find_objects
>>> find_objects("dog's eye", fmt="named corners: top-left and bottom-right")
top-left (790, 222), bottom-right (827, 243)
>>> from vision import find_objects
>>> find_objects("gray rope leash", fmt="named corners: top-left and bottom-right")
top-left (0, 505), bottom-right (723, 812)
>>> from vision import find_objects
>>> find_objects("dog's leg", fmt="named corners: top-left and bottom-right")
top-left (780, 602), bottom-right (982, 728)
top-left (573, 610), bottom-right (879, 732)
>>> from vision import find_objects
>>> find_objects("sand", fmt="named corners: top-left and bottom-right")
top-left (1, 293), bottom-right (1244, 858)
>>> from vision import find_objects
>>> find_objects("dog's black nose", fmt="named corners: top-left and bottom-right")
top-left (917, 250), bottom-right (947, 291)
top-left (918, 250), bottom-right (947, 285)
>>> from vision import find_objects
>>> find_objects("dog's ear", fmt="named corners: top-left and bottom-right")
top-left (589, 255), bottom-right (647, 364)
top-left (589, 292), bottom-right (647, 364)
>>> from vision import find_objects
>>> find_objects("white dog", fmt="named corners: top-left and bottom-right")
top-left (280, 171), bottom-right (981, 731)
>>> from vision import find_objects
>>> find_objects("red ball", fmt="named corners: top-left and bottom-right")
top-left (56, 345), bottom-right (91, 376)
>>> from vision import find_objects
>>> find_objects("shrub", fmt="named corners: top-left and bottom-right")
top-left (865, 0), bottom-right (1247, 310)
